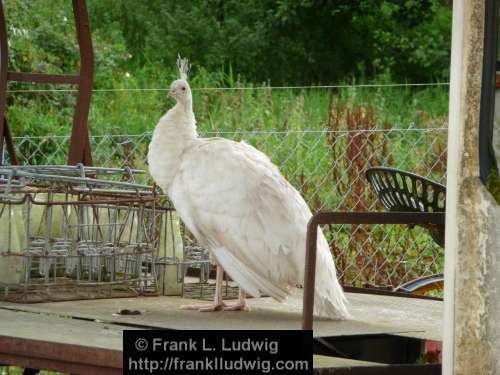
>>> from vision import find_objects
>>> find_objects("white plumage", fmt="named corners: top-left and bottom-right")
top-left (148, 57), bottom-right (349, 319)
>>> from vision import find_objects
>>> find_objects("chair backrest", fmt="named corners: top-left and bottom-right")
top-left (366, 167), bottom-right (446, 246)
top-left (366, 167), bottom-right (446, 213)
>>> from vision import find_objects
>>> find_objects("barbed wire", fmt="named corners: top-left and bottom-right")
top-left (6, 81), bottom-right (450, 93)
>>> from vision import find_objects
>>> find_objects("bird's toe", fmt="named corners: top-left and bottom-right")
top-left (199, 303), bottom-right (225, 312)
top-left (180, 303), bottom-right (224, 312)
top-left (222, 302), bottom-right (249, 312)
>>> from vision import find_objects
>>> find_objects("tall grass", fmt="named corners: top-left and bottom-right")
top-left (7, 68), bottom-right (449, 138)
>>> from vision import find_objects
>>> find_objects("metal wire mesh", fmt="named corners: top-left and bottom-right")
top-left (8, 125), bottom-right (448, 290)
top-left (0, 165), bottom-right (170, 302)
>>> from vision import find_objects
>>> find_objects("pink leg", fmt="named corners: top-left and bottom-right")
top-left (181, 263), bottom-right (225, 311)
top-left (223, 289), bottom-right (249, 311)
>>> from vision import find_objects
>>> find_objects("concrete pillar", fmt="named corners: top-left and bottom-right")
top-left (444, 1), bottom-right (500, 374)
top-left (494, 93), bottom-right (500, 165)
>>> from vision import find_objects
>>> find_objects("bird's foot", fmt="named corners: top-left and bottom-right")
top-left (223, 300), bottom-right (249, 312)
top-left (180, 303), bottom-right (225, 312)
top-left (180, 301), bottom-right (249, 312)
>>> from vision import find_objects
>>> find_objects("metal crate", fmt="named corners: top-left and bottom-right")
top-left (0, 165), bottom-right (170, 302)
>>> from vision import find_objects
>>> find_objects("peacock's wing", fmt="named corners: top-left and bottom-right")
top-left (170, 139), bottom-right (313, 300)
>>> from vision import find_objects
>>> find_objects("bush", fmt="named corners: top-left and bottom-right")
top-left (487, 168), bottom-right (500, 204)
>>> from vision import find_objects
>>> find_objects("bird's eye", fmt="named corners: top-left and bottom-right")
top-left (182, 87), bottom-right (186, 91)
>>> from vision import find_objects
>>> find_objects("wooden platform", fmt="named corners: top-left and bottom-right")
top-left (0, 292), bottom-right (442, 374)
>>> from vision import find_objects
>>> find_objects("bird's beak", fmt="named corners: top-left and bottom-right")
top-left (169, 89), bottom-right (176, 97)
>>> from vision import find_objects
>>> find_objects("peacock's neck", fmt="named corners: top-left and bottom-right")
top-left (147, 104), bottom-right (198, 193)
top-left (179, 97), bottom-right (193, 114)
top-left (163, 102), bottom-right (198, 139)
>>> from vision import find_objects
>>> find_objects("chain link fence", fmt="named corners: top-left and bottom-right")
top-left (8, 124), bottom-right (447, 289)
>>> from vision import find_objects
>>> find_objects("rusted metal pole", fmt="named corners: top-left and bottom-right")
top-left (0, 0), bottom-right (95, 166)
top-left (68, 0), bottom-right (94, 165)
top-left (3, 118), bottom-right (18, 165)
top-left (0, 335), bottom-right (122, 375)
top-left (301, 211), bottom-right (445, 330)
top-left (302, 215), bottom-right (319, 330)
top-left (0, 2), bottom-right (17, 165)
top-left (0, 1), bottom-right (7, 150)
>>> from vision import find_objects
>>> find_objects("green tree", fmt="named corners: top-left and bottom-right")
top-left (88, 0), bottom-right (452, 84)
top-left (3, 0), bottom-right (452, 84)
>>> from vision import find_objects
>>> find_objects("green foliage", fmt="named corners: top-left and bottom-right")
top-left (5, 0), bottom-right (127, 82)
top-left (353, 0), bottom-right (452, 81)
top-left (1, 0), bottom-right (452, 137)
top-left (0, 367), bottom-right (65, 375)
top-left (86, 0), bottom-right (451, 84)
top-left (3, 0), bottom-right (452, 85)
top-left (486, 168), bottom-right (500, 204)
top-left (6, 0), bottom-right (77, 74)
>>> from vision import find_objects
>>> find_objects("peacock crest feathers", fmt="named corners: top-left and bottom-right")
top-left (177, 55), bottom-right (191, 81)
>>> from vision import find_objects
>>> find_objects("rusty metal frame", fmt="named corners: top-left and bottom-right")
top-left (302, 211), bottom-right (445, 330)
top-left (0, 0), bottom-right (94, 166)
top-left (0, 335), bottom-right (121, 374)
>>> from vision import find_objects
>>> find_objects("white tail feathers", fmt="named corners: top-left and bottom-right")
top-left (212, 246), bottom-right (290, 301)
top-left (313, 232), bottom-right (351, 320)
top-left (177, 55), bottom-right (191, 81)
top-left (314, 283), bottom-right (350, 320)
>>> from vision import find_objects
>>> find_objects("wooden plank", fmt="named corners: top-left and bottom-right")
top-left (0, 308), bottom-right (124, 350)
top-left (343, 292), bottom-right (442, 341)
top-left (0, 292), bottom-right (442, 340)
top-left (0, 308), bottom-right (387, 373)
top-left (0, 292), bottom-right (442, 373)
top-left (0, 309), bottom-right (124, 374)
